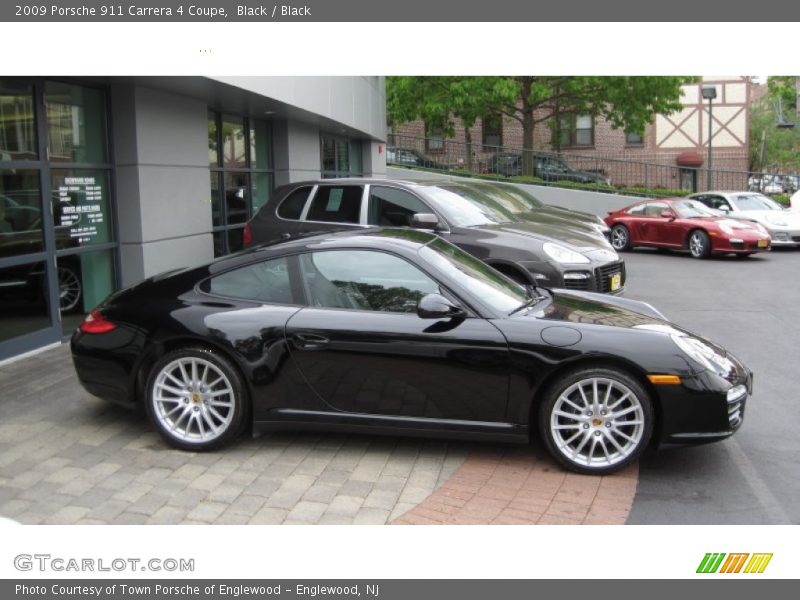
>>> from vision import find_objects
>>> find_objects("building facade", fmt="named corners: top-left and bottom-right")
top-left (392, 77), bottom-right (752, 189)
top-left (0, 76), bottom-right (387, 362)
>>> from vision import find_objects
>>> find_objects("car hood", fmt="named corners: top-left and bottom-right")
top-left (522, 289), bottom-right (729, 351)
top-left (465, 218), bottom-right (612, 251)
top-left (734, 209), bottom-right (800, 226)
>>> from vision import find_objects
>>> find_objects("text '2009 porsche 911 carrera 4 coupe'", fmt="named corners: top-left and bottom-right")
top-left (71, 229), bottom-right (753, 474)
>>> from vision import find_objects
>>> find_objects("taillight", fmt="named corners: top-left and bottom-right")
top-left (243, 223), bottom-right (253, 246)
top-left (80, 309), bottom-right (117, 334)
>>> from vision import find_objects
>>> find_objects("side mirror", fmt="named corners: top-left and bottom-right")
top-left (660, 210), bottom-right (675, 220)
top-left (411, 213), bottom-right (442, 231)
top-left (417, 293), bottom-right (466, 320)
top-left (718, 205), bottom-right (730, 213)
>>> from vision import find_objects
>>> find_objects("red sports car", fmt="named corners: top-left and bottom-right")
top-left (604, 198), bottom-right (771, 259)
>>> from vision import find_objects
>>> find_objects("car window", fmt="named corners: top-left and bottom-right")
top-left (277, 186), bottom-right (313, 220)
top-left (733, 194), bottom-right (781, 211)
top-left (305, 186), bottom-right (363, 223)
top-left (672, 200), bottom-right (717, 218)
top-left (626, 204), bottom-right (646, 215)
top-left (299, 250), bottom-right (440, 313)
top-left (205, 256), bottom-right (294, 304)
top-left (367, 186), bottom-right (430, 227)
top-left (644, 202), bottom-right (668, 217)
top-left (418, 239), bottom-right (529, 314)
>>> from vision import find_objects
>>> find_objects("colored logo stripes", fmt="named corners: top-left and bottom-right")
top-left (697, 553), bottom-right (773, 574)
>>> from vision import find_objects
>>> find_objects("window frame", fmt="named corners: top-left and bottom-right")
top-left (320, 133), bottom-right (363, 179)
top-left (301, 184), bottom-right (367, 226)
top-left (425, 122), bottom-right (445, 153)
top-left (625, 130), bottom-right (644, 146)
top-left (208, 110), bottom-right (275, 256)
top-left (481, 114), bottom-right (503, 150)
top-left (557, 114), bottom-right (595, 148)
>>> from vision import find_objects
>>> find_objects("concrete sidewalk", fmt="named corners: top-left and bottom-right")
top-left (0, 344), bottom-right (638, 525)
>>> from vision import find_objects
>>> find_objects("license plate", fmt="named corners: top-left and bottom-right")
top-left (610, 273), bottom-right (621, 291)
top-left (757, 239), bottom-right (768, 248)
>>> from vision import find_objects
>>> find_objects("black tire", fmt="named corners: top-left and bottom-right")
top-left (145, 347), bottom-right (249, 451)
top-left (688, 229), bottom-right (712, 259)
top-left (610, 224), bottom-right (631, 251)
top-left (538, 366), bottom-right (654, 475)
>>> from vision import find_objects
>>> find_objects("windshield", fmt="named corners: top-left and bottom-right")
top-left (733, 194), bottom-right (783, 211)
top-left (419, 185), bottom-right (522, 227)
top-left (418, 238), bottom-right (529, 314)
top-left (672, 200), bottom-right (718, 219)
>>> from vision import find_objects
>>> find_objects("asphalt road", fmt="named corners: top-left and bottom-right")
top-left (622, 247), bottom-right (799, 524)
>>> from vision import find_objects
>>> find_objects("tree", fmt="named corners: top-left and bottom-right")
top-left (750, 78), bottom-right (800, 173)
top-left (386, 76), bottom-right (517, 171)
top-left (387, 76), bottom-right (696, 176)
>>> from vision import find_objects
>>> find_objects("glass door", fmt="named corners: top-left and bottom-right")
top-left (0, 78), bottom-right (117, 362)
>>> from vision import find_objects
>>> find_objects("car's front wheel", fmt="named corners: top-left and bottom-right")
top-left (688, 230), bottom-right (711, 259)
top-left (539, 367), bottom-right (653, 475)
top-left (610, 224), bottom-right (631, 251)
top-left (145, 347), bottom-right (249, 451)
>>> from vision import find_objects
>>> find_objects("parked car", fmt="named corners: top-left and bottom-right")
top-left (486, 152), bottom-right (612, 185)
top-left (689, 191), bottom-right (800, 247)
top-left (386, 146), bottom-right (448, 171)
top-left (460, 181), bottom-right (611, 241)
top-left (71, 228), bottom-right (753, 474)
top-left (605, 198), bottom-right (771, 258)
top-left (243, 179), bottom-right (625, 294)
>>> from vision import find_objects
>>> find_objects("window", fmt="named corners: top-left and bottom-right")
top-left (558, 114), bottom-right (594, 147)
top-left (209, 111), bottom-right (274, 256)
top-left (425, 123), bottom-right (444, 152)
top-left (367, 186), bottom-right (430, 227)
top-left (626, 204), bottom-right (646, 215)
top-left (0, 81), bottom-right (37, 160)
top-left (626, 130), bottom-right (644, 145)
top-left (320, 134), bottom-right (363, 179)
top-left (643, 202), bottom-right (669, 217)
top-left (205, 256), bottom-right (294, 304)
top-left (299, 250), bottom-right (439, 313)
top-left (277, 186), bottom-right (313, 220)
top-left (482, 114), bottom-right (503, 149)
top-left (305, 186), bottom-right (363, 224)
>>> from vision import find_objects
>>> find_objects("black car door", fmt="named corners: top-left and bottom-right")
top-left (284, 248), bottom-right (511, 422)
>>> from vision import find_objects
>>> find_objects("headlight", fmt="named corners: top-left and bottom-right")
top-left (593, 220), bottom-right (610, 234)
top-left (543, 242), bottom-right (591, 264)
top-left (670, 333), bottom-right (733, 374)
top-left (718, 222), bottom-right (735, 235)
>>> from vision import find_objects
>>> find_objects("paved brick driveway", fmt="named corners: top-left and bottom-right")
top-left (0, 345), bottom-right (638, 525)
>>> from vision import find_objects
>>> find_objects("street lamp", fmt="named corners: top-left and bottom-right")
top-left (701, 84), bottom-right (717, 191)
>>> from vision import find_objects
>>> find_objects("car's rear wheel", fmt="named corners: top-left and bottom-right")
top-left (610, 224), bottom-right (631, 251)
top-left (145, 347), bottom-right (248, 451)
top-left (539, 367), bottom-right (653, 475)
top-left (688, 230), bottom-right (711, 259)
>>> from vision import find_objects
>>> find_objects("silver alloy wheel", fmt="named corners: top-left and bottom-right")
top-left (152, 357), bottom-right (235, 444)
top-left (58, 267), bottom-right (82, 312)
top-left (549, 377), bottom-right (645, 469)
top-left (689, 232), bottom-right (704, 257)
top-left (611, 226), bottom-right (628, 250)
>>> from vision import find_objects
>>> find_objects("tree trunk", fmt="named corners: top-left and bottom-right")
top-left (522, 110), bottom-right (535, 177)
top-left (464, 126), bottom-right (474, 173)
top-left (520, 78), bottom-right (536, 177)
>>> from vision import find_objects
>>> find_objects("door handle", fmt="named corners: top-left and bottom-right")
top-left (292, 333), bottom-right (330, 349)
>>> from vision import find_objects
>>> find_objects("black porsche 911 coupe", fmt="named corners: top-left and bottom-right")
top-left (71, 228), bottom-right (752, 474)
